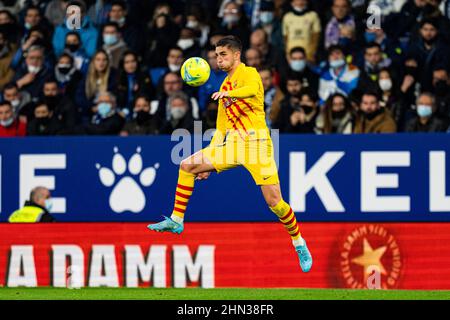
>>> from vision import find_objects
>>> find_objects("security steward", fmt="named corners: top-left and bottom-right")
top-left (8, 186), bottom-right (56, 222)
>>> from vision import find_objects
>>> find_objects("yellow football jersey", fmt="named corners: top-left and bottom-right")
top-left (210, 63), bottom-right (270, 145)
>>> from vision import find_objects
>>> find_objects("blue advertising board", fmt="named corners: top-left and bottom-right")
top-left (0, 133), bottom-right (449, 222)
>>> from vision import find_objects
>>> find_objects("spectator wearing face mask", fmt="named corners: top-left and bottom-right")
top-left (254, 0), bottom-right (281, 46)
top-left (116, 51), bottom-right (154, 114)
top-left (54, 52), bottom-right (82, 98)
top-left (8, 186), bottom-right (56, 222)
top-left (377, 68), bottom-right (408, 129)
top-left (11, 26), bottom-right (55, 72)
top-left (2, 82), bottom-right (34, 120)
top-left (42, 79), bottom-right (78, 134)
top-left (215, 1), bottom-right (251, 49)
top-left (52, 0), bottom-right (99, 58)
top-left (185, 6), bottom-right (211, 48)
top-left (0, 101), bottom-right (26, 137)
top-left (64, 32), bottom-right (90, 74)
top-left (21, 5), bottom-right (54, 42)
top-left (197, 47), bottom-right (227, 113)
top-left (107, 0), bottom-right (146, 57)
top-left (280, 46), bottom-right (319, 95)
top-left (276, 88), bottom-right (319, 133)
top-left (26, 101), bottom-right (62, 136)
top-left (315, 92), bottom-right (353, 134)
top-left (431, 67), bottom-right (450, 122)
top-left (13, 45), bottom-right (53, 100)
top-left (177, 27), bottom-right (201, 60)
top-left (318, 45), bottom-right (360, 103)
top-left (76, 91), bottom-right (125, 135)
top-left (160, 91), bottom-right (195, 134)
top-left (354, 92), bottom-right (396, 133)
top-left (0, 27), bottom-right (16, 90)
top-left (149, 47), bottom-right (184, 92)
top-left (100, 22), bottom-right (129, 69)
top-left (356, 42), bottom-right (392, 93)
top-left (405, 92), bottom-right (448, 132)
top-left (75, 49), bottom-right (117, 120)
top-left (120, 95), bottom-right (160, 136)
top-left (151, 72), bottom-right (200, 122)
top-left (272, 75), bottom-right (303, 130)
top-left (282, 0), bottom-right (321, 62)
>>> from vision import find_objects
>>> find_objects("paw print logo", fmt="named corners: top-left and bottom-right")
top-left (96, 147), bottom-right (159, 213)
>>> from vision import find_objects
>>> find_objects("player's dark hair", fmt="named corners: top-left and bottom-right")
top-left (215, 35), bottom-right (243, 52)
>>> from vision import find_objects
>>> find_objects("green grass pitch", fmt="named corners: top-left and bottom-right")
top-left (1, 288), bottom-right (450, 300)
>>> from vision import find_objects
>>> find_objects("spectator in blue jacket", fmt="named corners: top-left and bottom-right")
top-left (52, 0), bottom-right (99, 58)
top-left (318, 45), bottom-right (360, 103)
top-left (13, 45), bottom-right (53, 100)
top-left (63, 31), bottom-right (90, 74)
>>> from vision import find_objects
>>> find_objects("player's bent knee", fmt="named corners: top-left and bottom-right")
top-left (266, 194), bottom-right (282, 208)
top-left (180, 159), bottom-right (195, 173)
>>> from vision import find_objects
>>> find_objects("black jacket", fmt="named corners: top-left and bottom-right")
top-left (77, 113), bottom-right (126, 135)
top-left (122, 116), bottom-right (161, 135)
top-left (160, 111), bottom-right (195, 134)
top-left (404, 115), bottom-right (448, 133)
top-left (116, 71), bottom-right (154, 112)
top-left (274, 97), bottom-right (318, 133)
top-left (26, 117), bottom-right (63, 136)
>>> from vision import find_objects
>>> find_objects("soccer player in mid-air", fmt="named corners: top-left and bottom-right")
top-left (147, 35), bottom-right (312, 272)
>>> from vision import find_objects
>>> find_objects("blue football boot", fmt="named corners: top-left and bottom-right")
top-left (295, 241), bottom-right (313, 272)
top-left (147, 216), bottom-right (184, 234)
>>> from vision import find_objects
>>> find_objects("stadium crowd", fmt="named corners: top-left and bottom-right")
top-left (0, 0), bottom-right (450, 137)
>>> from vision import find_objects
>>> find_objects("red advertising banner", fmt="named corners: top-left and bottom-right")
top-left (0, 222), bottom-right (450, 289)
